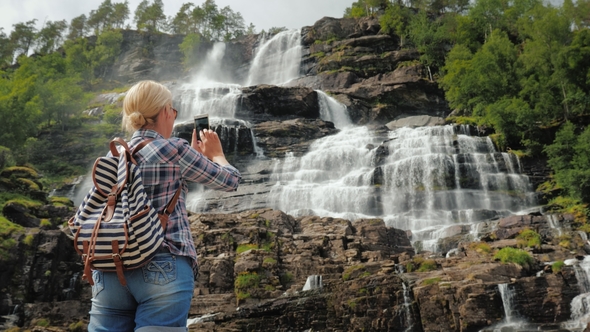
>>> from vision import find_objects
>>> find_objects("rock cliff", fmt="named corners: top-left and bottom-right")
top-left (2, 14), bottom-right (589, 332)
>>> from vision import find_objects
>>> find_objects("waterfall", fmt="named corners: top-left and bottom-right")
top-left (498, 283), bottom-right (517, 324)
top-left (317, 90), bottom-right (352, 129)
top-left (246, 29), bottom-right (302, 86)
top-left (302, 275), bottom-right (323, 291)
top-left (401, 282), bottom-right (415, 332)
top-left (563, 256), bottom-right (590, 329)
top-left (547, 214), bottom-right (563, 236)
top-left (268, 125), bottom-right (536, 252)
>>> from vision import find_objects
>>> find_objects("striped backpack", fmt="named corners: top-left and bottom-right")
top-left (68, 138), bottom-right (181, 286)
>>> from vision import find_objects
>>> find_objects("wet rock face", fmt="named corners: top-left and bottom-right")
top-left (237, 85), bottom-right (320, 122)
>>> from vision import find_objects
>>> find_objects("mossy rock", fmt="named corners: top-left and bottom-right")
top-left (0, 166), bottom-right (39, 179)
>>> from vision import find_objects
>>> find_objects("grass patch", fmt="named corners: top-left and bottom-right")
top-left (493, 247), bottom-right (533, 267)
top-left (343, 264), bottom-right (365, 281)
top-left (422, 277), bottom-right (441, 286)
top-left (517, 228), bottom-right (542, 248)
top-left (236, 243), bottom-right (258, 254)
top-left (551, 261), bottom-right (565, 273)
top-left (469, 242), bottom-right (492, 254)
top-left (417, 259), bottom-right (437, 272)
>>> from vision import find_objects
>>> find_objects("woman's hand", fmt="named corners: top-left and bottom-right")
top-left (191, 129), bottom-right (230, 166)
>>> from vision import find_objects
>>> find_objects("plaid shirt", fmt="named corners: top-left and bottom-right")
top-left (126, 129), bottom-right (241, 276)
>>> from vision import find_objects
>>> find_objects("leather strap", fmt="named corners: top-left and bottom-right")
top-left (111, 240), bottom-right (127, 286)
top-left (128, 138), bottom-right (182, 231)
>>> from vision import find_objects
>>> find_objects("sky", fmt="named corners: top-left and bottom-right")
top-left (0, 0), bottom-right (354, 35)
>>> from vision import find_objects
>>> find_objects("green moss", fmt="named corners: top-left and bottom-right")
top-left (1, 166), bottom-right (38, 179)
top-left (5, 197), bottom-right (43, 210)
top-left (469, 242), bottom-right (492, 254)
top-left (49, 196), bottom-right (73, 207)
top-left (280, 272), bottom-right (293, 284)
top-left (69, 320), bottom-right (86, 332)
top-left (263, 257), bottom-right (277, 266)
top-left (517, 228), bottom-right (541, 248)
top-left (264, 285), bottom-right (276, 291)
top-left (35, 318), bottom-right (50, 327)
top-left (0, 215), bottom-right (23, 236)
top-left (40, 219), bottom-right (52, 228)
top-left (417, 259), bottom-right (437, 272)
top-left (236, 291), bottom-right (250, 300)
top-left (23, 234), bottom-right (34, 246)
top-left (16, 178), bottom-right (40, 191)
top-left (422, 277), bottom-right (441, 286)
top-left (343, 264), bottom-right (365, 281)
top-left (493, 247), bottom-right (533, 267)
top-left (236, 243), bottom-right (258, 254)
top-left (551, 261), bottom-right (565, 273)
top-left (348, 299), bottom-right (357, 309)
top-left (248, 213), bottom-right (260, 219)
top-left (235, 272), bottom-right (261, 289)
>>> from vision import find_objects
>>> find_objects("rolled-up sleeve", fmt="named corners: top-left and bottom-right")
top-left (175, 139), bottom-right (241, 192)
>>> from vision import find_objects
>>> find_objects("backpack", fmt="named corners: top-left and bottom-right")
top-left (68, 137), bottom-right (181, 286)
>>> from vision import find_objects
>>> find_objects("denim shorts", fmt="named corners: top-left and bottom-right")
top-left (88, 253), bottom-right (194, 332)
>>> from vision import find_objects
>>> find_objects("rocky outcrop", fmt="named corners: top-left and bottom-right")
top-left (237, 85), bottom-right (320, 122)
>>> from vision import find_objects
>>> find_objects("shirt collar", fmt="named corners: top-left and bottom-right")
top-left (132, 129), bottom-right (164, 140)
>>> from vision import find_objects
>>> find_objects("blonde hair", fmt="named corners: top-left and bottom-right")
top-left (122, 80), bottom-right (172, 134)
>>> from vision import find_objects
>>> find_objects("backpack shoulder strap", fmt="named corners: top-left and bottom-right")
top-left (129, 138), bottom-right (183, 230)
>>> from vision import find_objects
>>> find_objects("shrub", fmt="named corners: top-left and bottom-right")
top-left (493, 247), bottom-right (533, 267)
top-left (417, 259), bottom-right (437, 272)
top-left (235, 272), bottom-right (260, 290)
top-left (422, 277), bottom-right (441, 286)
top-left (23, 234), bottom-right (34, 246)
top-left (236, 243), bottom-right (258, 254)
top-left (69, 320), bottom-right (86, 332)
top-left (551, 261), bottom-right (565, 273)
top-left (517, 228), bottom-right (542, 248)
top-left (470, 242), bottom-right (492, 254)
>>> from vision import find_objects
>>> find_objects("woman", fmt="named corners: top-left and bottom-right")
top-left (88, 80), bottom-right (241, 332)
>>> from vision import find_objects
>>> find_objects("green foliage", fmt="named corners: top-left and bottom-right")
top-left (23, 234), bottom-right (34, 246)
top-left (103, 104), bottom-right (122, 125)
top-left (422, 277), bottom-right (441, 285)
top-left (35, 318), bottom-right (50, 327)
top-left (343, 264), bottom-right (365, 281)
top-left (0, 146), bottom-right (15, 170)
top-left (469, 242), bottom-right (491, 254)
top-left (417, 259), bottom-right (437, 272)
top-left (0, 215), bottom-right (23, 236)
top-left (551, 260), bottom-right (565, 273)
top-left (516, 228), bottom-right (542, 248)
top-left (179, 33), bottom-right (201, 69)
top-left (493, 247), bottom-right (534, 267)
top-left (49, 196), bottom-right (73, 207)
top-left (445, 116), bottom-right (478, 126)
top-left (280, 272), bottom-right (293, 284)
top-left (380, 4), bottom-right (412, 46)
top-left (546, 123), bottom-right (590, 203)
top-left (235, 272), bottom-right (261, 300)
top-left (236, 243), bottom-right (258, 254)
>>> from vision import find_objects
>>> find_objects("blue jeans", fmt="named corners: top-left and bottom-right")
top-left (88, 253), bottom-right (194, 332)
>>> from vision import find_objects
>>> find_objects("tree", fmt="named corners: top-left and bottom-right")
top-left (179, 33), bottom-right (201, 68)
top-left (134, 0), bottom-right (167, 32)
top-left (0, 29), bottom-right (14, 66)
top-left (219, 6), bottom-right (245, 41)
top-left (111, 1), bottom-right (130, 28)
top-left (35, 20), bottom-right (68, 54)
top-left (67, 15), bottom-right (88, 40)
top-left (517, 4), bottom-right (573, 122)
top-left (380, 3), bottom-right (412, 46)
top-left (408, 11), bottom-right (451, 79)
top-left (88, 0), bottom-right (114, 35)
top-left (89, 30), bottom-right (123, 78)
top-left (10, 20), bottom-right (37, 58)
top-left (170, 2), bottom-right (195, 34)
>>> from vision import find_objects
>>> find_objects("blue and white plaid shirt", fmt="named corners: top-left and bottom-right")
top-left (128, 129), bottom-right (241, 276)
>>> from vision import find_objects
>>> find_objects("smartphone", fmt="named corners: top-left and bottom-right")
top-left (194, 114), bottom-right (209, 141)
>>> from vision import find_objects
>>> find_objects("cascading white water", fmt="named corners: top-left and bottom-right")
top-left (246, 29), bottom-right (302, 86)
top-left (498, 283), bottom-right (517, 324)
top-left (563, 256), bottom-right (590, 329)
top-left (401, 282), bottom-right (415, 332)
top-left (302, 275), bottom-right (323, 291)
top-left (317, 90), bottom-right (353, 129)
top-left (269, 125), bottom-right (536, 251)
